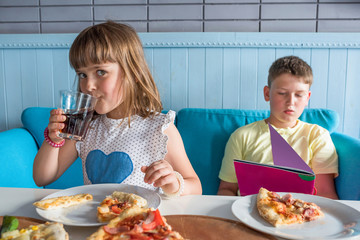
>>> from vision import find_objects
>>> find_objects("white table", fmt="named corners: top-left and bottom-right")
top-left (1, 187), bottom-right (359, 239)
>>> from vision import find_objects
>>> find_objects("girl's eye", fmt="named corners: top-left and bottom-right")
top-left (278, 92), bottom-right (286, 95)
top-left (97, 70), bottom-right (106, 76)
top-left (78, 73), bottom-right (87, 79)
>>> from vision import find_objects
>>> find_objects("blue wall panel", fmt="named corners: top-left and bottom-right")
top-left (310, 49), bottom-right (329, 109)
top-left (0, 50), bottom-right (6, 130)
top-left (53, 49), bottom-right (72, 106)
top-left (257, 49), bottom-right (275, 110)
top-left (188, 48), bottom-right (205, 109)
top-left (240, 48), bottom-right (258, 110)
top-left (344, 49), bottom-right (360, 137)
top-left (327, 49), bottom-right (347, 133)
top-left (205, 48), bottom-right (223, 108)
top-left (275, 48), bottom-right (294, 59)
top-left (0, 33), bottom-right (360, 138)
top-left (152, 48), bottom-right (171, 111)
top-left (36, 49), bottom-right (54, 107)
top-left (21, 49), bottom-right (38, 109)
top-left (170, 48), bottom-right (188, 112)
top-left (223, 48), bottom-right (240, 109)
top-left (4, 50), bottom-right (22, 130)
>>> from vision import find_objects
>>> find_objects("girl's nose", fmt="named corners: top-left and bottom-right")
top-left (84, 77), bottom-right (96, 93)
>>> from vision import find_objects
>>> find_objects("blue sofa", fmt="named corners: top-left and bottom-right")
top-left (0, 107), bottom-right (359, 200)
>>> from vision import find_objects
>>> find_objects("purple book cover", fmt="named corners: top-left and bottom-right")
top-left (234, 123), bottom-right (315, 196)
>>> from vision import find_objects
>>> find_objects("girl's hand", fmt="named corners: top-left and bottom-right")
top-left (47, 109), bottom-right (66, 143)
top-left (141, 160), bottom-right (180, 194)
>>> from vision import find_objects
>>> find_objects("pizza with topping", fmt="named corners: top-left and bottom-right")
top-left (257, 187), bottom-right (324, 227)
top-left (97, 191), bottom-right (148, 223)
top-left (1, 221), bottom-right (69, 240)
top-left (88, 206), bottom-right (184, 240)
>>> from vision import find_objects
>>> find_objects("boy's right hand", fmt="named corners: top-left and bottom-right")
top-left (47, 109), bottom-right (66, 143)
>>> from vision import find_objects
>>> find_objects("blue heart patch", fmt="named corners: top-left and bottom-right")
top-left (86, 150), bottom-right (133, 184)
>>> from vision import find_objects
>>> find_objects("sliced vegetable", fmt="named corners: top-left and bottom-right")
top-left (142, 209), bottom-right (164, 231)
top-left (1, 216), bottom-right (19, 235)
top-left (111, 205), bottom-right (122, 214)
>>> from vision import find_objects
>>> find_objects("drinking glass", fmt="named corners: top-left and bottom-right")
top-left (58, 90), bottom-right (97, 141)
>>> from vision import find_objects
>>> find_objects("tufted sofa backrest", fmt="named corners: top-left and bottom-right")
top-left (176, 108), bottom-right (339, 195)
top-left (21, 107), bottom-right (339, 193)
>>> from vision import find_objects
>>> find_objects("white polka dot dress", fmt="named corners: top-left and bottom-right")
top-left (75, 110), bottom-right (175, 191)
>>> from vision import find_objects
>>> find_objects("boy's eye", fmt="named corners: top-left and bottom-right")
top-left (78, 73), bottom-right (87, 79)
top-left (278, 92), bottom-right (286, 95)
top-left (97, 70), bottom-right (106, 76)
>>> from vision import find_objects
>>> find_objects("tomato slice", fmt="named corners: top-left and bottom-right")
top-left (142, 209), bottom-right (165, 231)
top-left (111, 205), bottom-right (123, 214)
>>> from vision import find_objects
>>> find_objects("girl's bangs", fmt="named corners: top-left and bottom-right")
top-left (70, 33), bottom-right (116, 69)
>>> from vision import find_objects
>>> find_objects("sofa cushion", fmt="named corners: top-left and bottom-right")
top-left (298, 108), bottom-right (339, 133)
top-left (21, 107), bottom-right (83, 189)
top-left (0, 128), bottom-right (41, 188)
top-left (176, 108), bottom-right (339, 195)
top-left (21, 107), bottom-right (53, 147)
top-left (331, 132), bottom-right (360, 200)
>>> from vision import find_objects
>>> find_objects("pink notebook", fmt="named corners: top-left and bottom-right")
top-left (234, 123), bottom-right (315, 196)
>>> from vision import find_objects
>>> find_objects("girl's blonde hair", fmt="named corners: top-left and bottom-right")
top-left (69, 21), bottom-right (162, 121)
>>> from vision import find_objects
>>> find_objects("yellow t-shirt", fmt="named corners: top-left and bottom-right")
top-left (218, 120), bottom-right (338, 183)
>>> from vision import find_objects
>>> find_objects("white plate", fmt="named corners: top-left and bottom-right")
top-left (36, 183), bottom-right (161, 226)
top-left (231, 193), bottom-right (360, 240)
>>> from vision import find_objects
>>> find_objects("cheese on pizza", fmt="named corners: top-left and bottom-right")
top-left (33, 193), bottom-right (93, 210)
top-left (257, 187), bottom-right (324, 227)
top-left (1, 222), bottom-right (69, 240)
top-left (97, 191), bottom-right (148, 223)
top-left (88, 206), bottom-right (184, 240)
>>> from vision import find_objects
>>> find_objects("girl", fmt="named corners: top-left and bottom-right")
top-left (33, 21), bottom-right (202, 197)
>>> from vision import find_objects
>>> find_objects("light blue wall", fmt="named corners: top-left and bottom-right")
top-left (1, 32), bottom-right (360, 138)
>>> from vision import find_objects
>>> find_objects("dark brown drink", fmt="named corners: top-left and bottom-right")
top-left (59, 109), bottom-right (95, 141)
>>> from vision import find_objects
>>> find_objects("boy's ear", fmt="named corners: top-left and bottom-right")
top-left (263, 86), bottom-right (270, 102)
top-left (306, 91), bottom-right (311, 105)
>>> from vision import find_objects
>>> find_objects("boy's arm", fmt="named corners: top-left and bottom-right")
top-left (217, 132), bottom-right (242, 196)
top-left (310, 128), bottom-right (339, 199)
top-left (315, 173), bottom-right (338, 199)
top-left (217, 180), bottom-right (238, 196)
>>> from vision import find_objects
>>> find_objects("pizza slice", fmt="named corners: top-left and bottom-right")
top-left (88, 206), bottom-right (184, 240)
top-left (97, 191), bottom-right (148, 223)
top-left (1, 221), bottom-right (69, 240)
top-left (257, 187), bottom-right (324, 227)
top-left (33, 193), bottom-right (93, 210)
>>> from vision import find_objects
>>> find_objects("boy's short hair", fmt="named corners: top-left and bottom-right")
top-left (268, 56), bottom-right (313, 88)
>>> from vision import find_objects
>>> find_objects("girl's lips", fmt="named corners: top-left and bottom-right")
top-left (284, 110), bottom-right (294, 114)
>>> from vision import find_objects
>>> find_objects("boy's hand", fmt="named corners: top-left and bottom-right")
top-left (48, 109), bottom-right (66, 143)
top-left (141, 160), bottom-right (179, 194)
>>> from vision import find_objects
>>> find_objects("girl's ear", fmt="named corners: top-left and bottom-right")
top-left (263, 86), bottom-right (270, 102)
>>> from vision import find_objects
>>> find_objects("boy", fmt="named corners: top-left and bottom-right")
top-left (217, 56), bottom-right (339, 199)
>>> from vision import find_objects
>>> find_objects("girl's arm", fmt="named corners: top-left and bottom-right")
top-left (142, 123), bottom-right (202, 195)
top-left (315, 173), bottom-right (339, 199)
top-left (163, 123), bottom-right (202, 195)
top-left (33, 109), bottom-right (78, 187)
